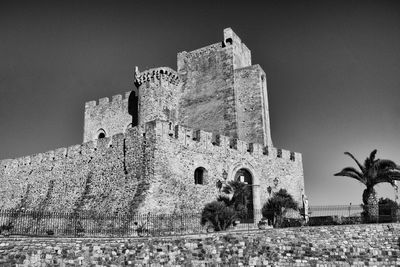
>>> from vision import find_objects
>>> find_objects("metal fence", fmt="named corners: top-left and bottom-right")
top-left (306, 204), bottom-right (400, 226)
top-left (0, 205), bottom-right (398, 237)
top-left (0, 209), bottom-right (263, 237)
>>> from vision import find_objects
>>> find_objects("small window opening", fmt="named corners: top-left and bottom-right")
top-left (97, 128), bottom-right (106, 139)
top-left (225, 38), bottom-right (233, 45)
top-left (194, 167), bottom-right (206, 185)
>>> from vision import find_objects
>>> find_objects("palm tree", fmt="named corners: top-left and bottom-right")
top-left (334, 149), bottom-right (400, 222)
top-left (262, 189), bottom-right (298, 227)
top-left (200, 181), bottom-right (250, 231)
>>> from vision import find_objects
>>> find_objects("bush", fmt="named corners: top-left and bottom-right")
top-left (200, 201), bottom-right (237, 231)
top-left (262, 189), bottom-right (298, 227)
top-left (378, 198), bottom-right (399, 223)
top-left (201, 181), bottom-right (250, 231)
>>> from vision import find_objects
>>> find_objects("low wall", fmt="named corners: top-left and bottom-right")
top-left (1, 223), bottom-right (399, 266)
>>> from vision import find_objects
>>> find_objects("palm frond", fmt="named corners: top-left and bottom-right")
top-left (334, 169), bottom-right (366, 184)
top-left (373, 175), bottom-right (400, 187)
top-left (344, 152), bottom-right (365, 173)
top-left (339, 167), bottom-right (363, 177)
top-left (364, 149), bottom-right (378, 171)
top-left (375, 159), bottom-right (397, 171)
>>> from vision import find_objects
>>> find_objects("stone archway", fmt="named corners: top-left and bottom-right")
top-left (234, 168), bottom-right (254, 223)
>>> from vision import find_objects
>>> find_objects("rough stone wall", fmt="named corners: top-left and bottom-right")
top-left (149, 120), bottom-right (304, 214)
top-left (234, 65), bottom-right (272, 146)
top-left (223, 27), bottom-right (252, 69)
top-left (83, 92), bottom-right (132, 142)
top-left (134, 67), bottom-right (181, 127)
top-left (177, 42), bottom-right (238, 138)
top-left (0, 127), bottom-right (156, 215)
top-left (1, 223), bottom-right (399, 266)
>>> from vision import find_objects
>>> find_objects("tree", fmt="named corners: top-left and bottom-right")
top-left (378, 197), bottom-right (399, 223)
top-left (334, 150), bottom-right (400, 222)
top-left (261, 189), bottom-right (298, 227)
top-left (220, 180), bottom-right (250, 219)
top-left (200, 181), bottom-right (250, 231)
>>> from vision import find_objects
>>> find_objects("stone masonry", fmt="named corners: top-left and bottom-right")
top-left (0, 28), bottom-right (305, 218)
top-left (1, 223), bottom-right (399, 266)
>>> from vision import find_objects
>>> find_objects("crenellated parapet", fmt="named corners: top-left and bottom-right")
top-left (148, 120), bottom-right (301, 163)
top-left (83, 91), bottom-right (132, 142)
top-left (134, 67), bottom-right (180, 87)
top-left (84, 91), bottom-right (131, 110)
top-left (0, 132), bottom-right (131, 172)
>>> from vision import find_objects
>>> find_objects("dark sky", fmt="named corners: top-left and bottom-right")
top-left (1, 0), bottom-right (400, 205)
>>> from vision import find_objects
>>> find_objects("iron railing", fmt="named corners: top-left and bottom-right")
top-left (0, 204), bottom-right (398, 237)
top-left (0, 209), bottom-right (263, 237)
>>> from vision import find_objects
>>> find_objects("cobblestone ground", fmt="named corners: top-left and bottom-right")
top-left (0, 223), bottom-right (399, 266)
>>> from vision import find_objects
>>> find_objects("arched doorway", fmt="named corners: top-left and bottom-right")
top-left (234, 168), bottom-right (254, 223)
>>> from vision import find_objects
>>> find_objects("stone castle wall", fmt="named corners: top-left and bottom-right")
top-left (0, 120), bottom-right (303, 215)
top-left (234, 64), bottom-right (272, 146)
top-left (147, 120), bottom-right (304, 214)
top-left (83, 92), bottom-right (132, 142)
top-left (0, 127), bottom-right (156, 214)
top-left (1, 223), bottom-right (399, 266)
top-left (177, 42), bottom-right (238, 138)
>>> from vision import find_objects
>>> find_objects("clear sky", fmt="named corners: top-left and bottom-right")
top-left (1, 0), bottom-right (399, 206)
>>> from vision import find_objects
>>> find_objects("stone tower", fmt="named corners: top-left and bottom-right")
top-left (177, 28), bottom-right (272, 146)
top-left (83, 28), bottom-right (272, 147)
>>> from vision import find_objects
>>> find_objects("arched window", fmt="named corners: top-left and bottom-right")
top-left (194, 167), bottom-right (207, 185)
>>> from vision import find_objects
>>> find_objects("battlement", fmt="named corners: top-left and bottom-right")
top-left (0, 131), bottom-right (134, 171)
top-left (149, 120), bottom-right (301, 162)
top-left (134, 67), bottom-right (180, 87)
top-left (85, 91), bottom-right (131, 110)
top-left (3, 118), bottom-right (300, 172)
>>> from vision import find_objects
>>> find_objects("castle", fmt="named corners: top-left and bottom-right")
top-left (0, 28), bottom-right (305, 222)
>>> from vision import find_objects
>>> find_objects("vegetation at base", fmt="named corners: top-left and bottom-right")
top-left (378, 197), bottom-right (399, 223)
top-left (201, 181), bottom-right (250, 231)
top-left (261, 189), bottom-right (299, 227)
top-left (334, 149), bottom-right (400, 223)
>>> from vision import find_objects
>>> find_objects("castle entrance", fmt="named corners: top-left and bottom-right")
top-left (234, 168), bottom-right (254, 223)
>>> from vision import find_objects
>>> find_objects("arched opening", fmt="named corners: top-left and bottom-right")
top-left (225, 38), bottom-right (233, 45)
top-left (97, 129), bottom-right (106, 139)
top-left (194, 167), bottom-right (206, 185)
top-left (234, 168), bottom-right (254, 223)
